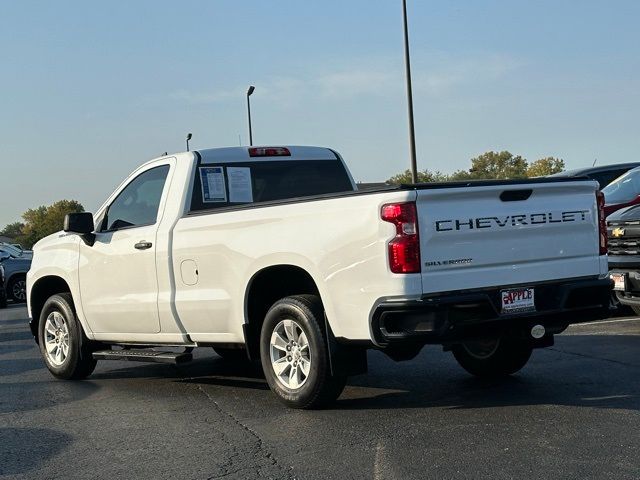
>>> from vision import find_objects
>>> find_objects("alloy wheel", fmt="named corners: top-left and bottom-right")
top-left (269, 319), bottom-right (311, 389)
top-left (44, 311), bottom-right (70, 366)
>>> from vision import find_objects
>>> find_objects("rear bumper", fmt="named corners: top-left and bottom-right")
top-left (372, 277), bottom-right (612, 346)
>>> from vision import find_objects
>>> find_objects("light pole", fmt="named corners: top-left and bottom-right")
top-left (186, 133), bottom-right (192, 152)
top-left (246, 85), bottom-right (255, 146)
top-left (402, 0), bottom-right (418, 183)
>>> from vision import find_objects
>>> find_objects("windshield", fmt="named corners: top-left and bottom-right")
top-left (603, 168), bottom-right (640, 204)
top-left (0, 244), bottom-right (22, 257)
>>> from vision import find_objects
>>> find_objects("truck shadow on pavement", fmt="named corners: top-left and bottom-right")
top-left (91, 356), bottom-right (271, 391)
top-left (87, 335), bottom-right (640, 414)
top-left (335, 334), bottom-right (640, 412)
top-left (0, 427), bottom-right (73, 477)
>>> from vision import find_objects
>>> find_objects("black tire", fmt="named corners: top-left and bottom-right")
top-left (212, 346), bottom-right (250, 362)
top-left (0, 294), bottom-right (7, 309)
top-left (260, 294), bottom-right (346, 409)
top-left (631, 305), bottom-right (640, 316)
top-left (38, 293), bottom-right (97, 380)
top-left (452, 337), bottom-right (533, 378)
top-left (8, 274), bottom-right (27, 303)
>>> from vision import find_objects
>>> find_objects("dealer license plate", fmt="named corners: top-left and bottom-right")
top-left (501, 287), bottom-right (535, 314)
top-left (610, 272), bottom-right (626, 291)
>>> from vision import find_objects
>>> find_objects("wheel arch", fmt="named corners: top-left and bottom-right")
top-left (243, 264), bottom-right (322, 359)
top-left (29, 275), bottom-right (74, 341)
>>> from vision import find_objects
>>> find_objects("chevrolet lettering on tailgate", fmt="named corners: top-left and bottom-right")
top-left (435, 210), bottom-right (590, 232)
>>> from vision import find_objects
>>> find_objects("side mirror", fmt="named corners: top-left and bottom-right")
top-left (64, 212), bottom-right (94, 234)
top-left (64, 212), bottom-right (95, 246)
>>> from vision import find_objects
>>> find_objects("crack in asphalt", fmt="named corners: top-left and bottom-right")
top-left (549, 347), bottom-right (640, 369)
top-left (187, 381), bottom-right (294, 480)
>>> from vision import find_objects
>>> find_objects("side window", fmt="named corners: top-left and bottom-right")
top-left (102, 165), bottom-right (170, 231)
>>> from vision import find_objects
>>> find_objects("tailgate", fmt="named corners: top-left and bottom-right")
top-left (416, 180), bottom-right (602, 295)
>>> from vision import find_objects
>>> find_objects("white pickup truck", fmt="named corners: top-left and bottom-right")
top-left (27, 145), bottom-right (612, 408)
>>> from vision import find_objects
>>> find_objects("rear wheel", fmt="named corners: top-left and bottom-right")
top-left (631, 305), bottom-right (640, 316)
top-left (38, 293), bottom-right (97, 380)
top-left (452, 337), bottom-right (533, 378)
top-left (260, 295), bottom-right (346, 409)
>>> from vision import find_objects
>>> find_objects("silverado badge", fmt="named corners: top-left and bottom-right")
top-left (612, 227), bottom-right (625, 238)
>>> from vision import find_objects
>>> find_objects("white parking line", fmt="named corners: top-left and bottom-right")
top-left (572, 317), bottom-right (640, 327)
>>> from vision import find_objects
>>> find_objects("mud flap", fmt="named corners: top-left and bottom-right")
top-left (324, 314), bottom-right (368, 377)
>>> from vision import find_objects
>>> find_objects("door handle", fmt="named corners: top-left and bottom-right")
top-left (134, 241), bottom-right (153, 250)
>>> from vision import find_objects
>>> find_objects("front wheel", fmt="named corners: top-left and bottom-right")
top-left (38, 293), bottom-right (97, 380)
top-left (452, 337), bottom-right (533, 378)
top-left (260, 295), bottom-right (346, 409)
top-left (8, 275), bottom-right (27, 303)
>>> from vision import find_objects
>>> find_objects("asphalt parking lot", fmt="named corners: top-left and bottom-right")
top-left (1, 305), bottom-right (639, 480)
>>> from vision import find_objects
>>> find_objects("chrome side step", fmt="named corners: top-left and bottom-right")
top-left (92, 349), bottom-right (193, 364)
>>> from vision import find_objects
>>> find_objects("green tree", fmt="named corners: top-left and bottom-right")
top-left (387, 169), bottom-right (450, 184)
top-left (447, 169), bottom-right (475, 181)
top-left (20, 200), bottom-right (84, 248)
top-left (0, 222), bottom-right (25, 239)
top-left (467, 151), bottom-right (528, 180)
top-left (526, 157), bottom-right (565, 177)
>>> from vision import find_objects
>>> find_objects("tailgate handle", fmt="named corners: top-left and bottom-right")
top-left (500, 189), bottom-right (532, 202)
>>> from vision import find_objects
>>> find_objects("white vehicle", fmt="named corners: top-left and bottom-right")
top-left (27, 146), bottom-right (611, 408)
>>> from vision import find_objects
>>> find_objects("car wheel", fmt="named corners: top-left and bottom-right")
top-left (38, 293), bottom-right (97, 380)
top-left (631, 305), bottom-right (640, 316)
top-left (8, 275), bottom-right (27, 303)
top-left (260, 294), bottom-right (346, 409)
top-left (0, 293), bottom-right (7, 309)
top-left (452, 337), bottom-right (533, 378)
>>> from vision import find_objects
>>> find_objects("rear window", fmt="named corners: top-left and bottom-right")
top-left (602, 167), bottom-right (640, 204)
top-left (189, 159), bottom-right (353, 212)
top-left (589, 169), bottom-right (631, 189)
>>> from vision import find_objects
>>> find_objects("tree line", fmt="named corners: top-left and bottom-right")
top-left (1, 200), bottom-right (84, 249)
top-left (387, 151), bottom-right (565, 184)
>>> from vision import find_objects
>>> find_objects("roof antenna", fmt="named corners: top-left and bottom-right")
top-left (186, 133), bottom-right (193, 152)
top-left (592, 158), bottom-right (597, 167)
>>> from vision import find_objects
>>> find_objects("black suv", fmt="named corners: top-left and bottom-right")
top-left (608, 204), bottom-right (640, 314)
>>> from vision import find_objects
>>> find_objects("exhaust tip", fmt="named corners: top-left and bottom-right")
top-left (531, 324), bottom-right (546, 339)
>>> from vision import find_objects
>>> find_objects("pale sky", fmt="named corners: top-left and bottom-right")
top-left (1, 0), bottom-right (639, 226)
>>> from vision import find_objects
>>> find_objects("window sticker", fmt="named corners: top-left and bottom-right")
top-left (200, 167), bottom-right (227, 203)
top-left (227, 167), bottom-right (254, 203)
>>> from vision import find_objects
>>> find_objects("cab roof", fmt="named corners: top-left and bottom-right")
top-left (196, 146), bottom-right (339, 164)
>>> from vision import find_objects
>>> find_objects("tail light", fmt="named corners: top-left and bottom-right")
top-left (381, 202), bottom-right (421, 273)
top-left (596, 190), bottom-right (607, 255)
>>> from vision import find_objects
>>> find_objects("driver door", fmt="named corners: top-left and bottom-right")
top-left (78, 164), bottom-right (170, 334)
